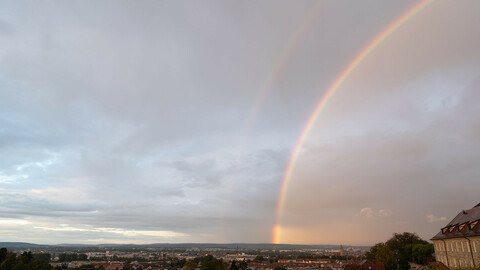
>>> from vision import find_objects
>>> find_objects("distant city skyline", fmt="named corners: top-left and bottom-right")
top-left (1, 0), bottom-right (480, 245)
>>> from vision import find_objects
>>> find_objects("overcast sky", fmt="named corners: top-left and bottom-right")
top-left (1, 0), bottom-right (480, 245)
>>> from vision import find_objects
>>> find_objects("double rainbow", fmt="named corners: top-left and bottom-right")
top-left (273, 0), bottom-right (434, 244)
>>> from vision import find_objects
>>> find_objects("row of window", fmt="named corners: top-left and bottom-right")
top-left (437, 255), bottom-right (475, 268)
top-left (451, 257), bottom-right (472, 268)
top-left (434, 239), bottom-right (479, 253)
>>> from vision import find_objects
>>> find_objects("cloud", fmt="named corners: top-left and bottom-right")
top-left (358, 208), bottom-right (391, 219)
top-left (33, 225), bottom-right (188, 238)
top-left (360, 208), bottom-right (374, 219)
top-left (378, 209), bottom-right (392, 218)
top-left (0, 0), bottom-right (479, 245)
top-left (0, 219), bottom-right (29, 226)
top-left (426, 214), bottom-right (447, 223)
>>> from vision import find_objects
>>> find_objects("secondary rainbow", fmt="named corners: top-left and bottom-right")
top-left (242, 2), bottom-right (325, 142)
top-left (273, 0), bottom-right (434, 244)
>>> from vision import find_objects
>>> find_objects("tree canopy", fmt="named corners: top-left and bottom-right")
top-left (366, 232), bottom-right (433, 270)
top-left (0, 248), bottom-right (52, 270)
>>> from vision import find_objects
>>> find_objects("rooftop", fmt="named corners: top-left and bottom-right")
top-left (431, 203), bottom-right (480, 240)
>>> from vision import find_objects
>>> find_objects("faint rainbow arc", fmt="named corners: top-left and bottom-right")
top-left (273, 0), bottom-right (434, 244)
top-left (242, 2), bottom-right (325, 141)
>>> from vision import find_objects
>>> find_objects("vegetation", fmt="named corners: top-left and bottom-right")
top-left (365, 232), bottom-right (434, 270)
top-left (182, 261), bottom-right (197, 270)
top-left (32, 254), bottom-right (51, 264)
top-left (253, 255), bottom-right (264, 263)
top-left (297, 254), bottom-right (355, 261)
top-left (58, 253), bottom-right (87, 262)
top-left (170, 258), bottom-right (186, 269)
top-left (73, 264), bottom-right (98, 270)
top-left (194, 255), bottom-right (228, 270)
top-left (229, 260), bottom-right (247, 270)
top-left (0, 248), bottom-right (52, 270)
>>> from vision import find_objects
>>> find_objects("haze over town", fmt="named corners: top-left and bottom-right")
top-left (1, 0), bottom-right (480, 246)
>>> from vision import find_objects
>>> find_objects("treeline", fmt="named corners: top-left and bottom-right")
top-left (296, 255), bottom-right (356, 261)
top-left (58, 253), bottom-right (88, 262)
top-left (249, 254), bottom-right (353, 262)
top-left (169, 255), bottom-right (248, 270)
top-left (0, 248), bottom-right (52, 270)
top-left (365, 232), bottom-right (434, 270)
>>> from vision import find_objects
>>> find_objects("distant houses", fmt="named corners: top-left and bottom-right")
top-left (431, 203), bottom-right (480, 268)
top-left (344, 260), bottom-right (385, 270)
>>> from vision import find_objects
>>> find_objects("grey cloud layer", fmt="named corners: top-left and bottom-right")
top-left (1, 0), bottom-right (479, 244)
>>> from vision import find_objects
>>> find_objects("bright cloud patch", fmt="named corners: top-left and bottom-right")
top-left (426, 214), bottom-right (447, 223)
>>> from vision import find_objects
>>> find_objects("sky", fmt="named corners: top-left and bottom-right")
top-left (0, 0), bottom-right (480, 246)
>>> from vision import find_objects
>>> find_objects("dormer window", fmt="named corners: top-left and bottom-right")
top-left (459, 223), bottom-right (467, 231)
top-left (442, 227), bottom-right (448, 234)
top-left (449, 226), bottom-right (457, 232)
top-left (470, 221), bottom-right (479, 230)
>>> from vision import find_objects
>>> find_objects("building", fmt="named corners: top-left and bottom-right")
top-left (344, 260), bottom-right (385, 270)
top-left (431, 203), bottom-right (480, 268)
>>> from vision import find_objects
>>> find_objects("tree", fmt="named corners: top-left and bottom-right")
top-left (182, 261), bottom-right (196, 270)
top-left (365, 243), bottom-right (384, 262)
top-left (237, 260), bottom-right (247, 270)
top-left (199, 256), bottom-right (227, 270)
top-left (385, 232), bottom-right (428, 270)
top-left (0, 248), bottom-right (52, 270)
top-left (0, 248), bottom-right (7, 264)
top-left (172, 258), bottom-right (186, 269)
top-left (253, 256), bottom-right (264, 263)
top-left (20, 251), bottom-right (33, 264)
top-left (412, 244), bottom-right (434, 264)
top-left (374, 244), bottom-right (396, 270)
top-left (230, 260), bottom-right (238, 270)
top-left (58, 254), bottom-right (68, 263)
top-left (367, 232), bottom-right (429, 270)
top-left (33, 253), bottom-right (51, 263)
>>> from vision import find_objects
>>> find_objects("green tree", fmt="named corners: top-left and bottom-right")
top-left (199, 256), bottom-right (227, 270)
top-left (366, 243), bottom-right (384, 261)
top-left (33, 253), bottom-right (51, 263)
top-left (385, 232), bottom-right (427, 270)
top-left (367, 232), bottom-right (429, 270)
top-left (20, 251), bottom-right (33, 264)
top-left (0, 249), bottom-right (52, 270)
top-left (182, 261), bottom-right (196, 270)
top-left (412, 243), bottom-right (434, 264)
top-left (58, 254), bottom-right (67, 263)
top-left (237, 260), bottom-right (247, 270)
top-left (374, 244), bottom-right (396, 270)
top-left (230, 260), bottom-right (238, 270)
top-left (0, 248), bottom-right (8, 263)
top-left (1, 253), bottom-right (18, 270)
top-left (253, 256), bottom-right (264, 263)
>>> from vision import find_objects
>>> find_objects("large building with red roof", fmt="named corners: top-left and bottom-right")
top-left (431, 203), bottom-right (480, 268)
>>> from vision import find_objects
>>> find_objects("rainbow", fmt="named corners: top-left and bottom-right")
top-left (273, 0), bottom-right (434, 244)
top-left (243, 2), bottom-right (325, 141)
